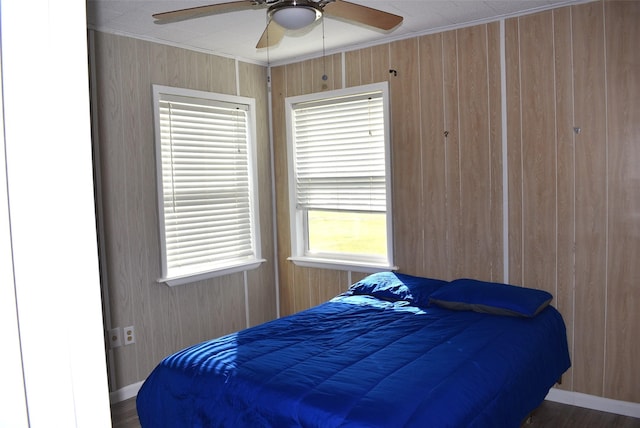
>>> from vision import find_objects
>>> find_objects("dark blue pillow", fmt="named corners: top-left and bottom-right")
top-left (429, 278), bottom-right (553, 318)
top-left (346, 272), bottom-right (448, 307)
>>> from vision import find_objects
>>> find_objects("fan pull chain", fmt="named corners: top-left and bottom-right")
top-left (266, 18), bottom-right (271, 67)
top-left (321, 18), bottom-right (328, 83)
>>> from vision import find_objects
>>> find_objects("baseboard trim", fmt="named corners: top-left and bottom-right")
top-left (109, 380), bottom-right (144, 404)
top-left (546, 388), bottom-right (640, 419)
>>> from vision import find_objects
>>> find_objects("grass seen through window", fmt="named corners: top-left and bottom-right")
top-left (307, 210), bottom-right (387, 257)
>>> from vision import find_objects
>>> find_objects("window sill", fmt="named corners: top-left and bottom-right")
top-left (288, 256), bottom-right (397, 273)
top-left (158, 259), bottom-right (266, 287)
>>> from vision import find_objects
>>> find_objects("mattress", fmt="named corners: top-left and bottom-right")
top-left (137, 273), bottom-right (571, 427)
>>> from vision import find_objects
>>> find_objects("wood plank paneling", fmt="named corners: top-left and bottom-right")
top-left (505, 18), bottom-right (524, 286)
top-left (502, 0), bottom-right (640, 402)
top-left (270, 65), bottom-right (294, 316)
top-left (418, 33), bottom-right (448, 280)
top-left (604, 0), bottom-right (640, 403)
top-left (310, 269), bottom-right (348, 304)
top-left (285, 61), bottom-right (305, 96)
top-left (456, 24), bottom-right (501, 282)
top-left (390, 38), bottom-right (423, 274)
top-left (293, 265), bottom-right (312, 313)
top-left (518, 11), bottom-right (558, 297)
top-left (486, 22), bottom-right (504, 283)
top-left (131, 39), bottom-right (159, 363)
top-left (344, 45), bottom-right (387, 88)
top-left (91, 32), bottom-right (276, 390)
top-left (371, 44), bottom-right (390, 84)
top-left (284, 61), bottom-right (312, 315)
top-left (108, 34), bottom-right (139, 387)
top-left (176, 280), bottom-right (204, 348)
top-left (239, 61), bottom-right (278, 327)
top-left (552, 6), bottom-right (576, 391)
top-left (305, 53), bottom-right (341, 92)
top-left (442, 29), bottom-right (462, 278)
top-left (140, 41), bottom-right (179, 366)
top-left (210, 55), bottom-right (237, 94)
top-left (506, 4), bottom-right (609, 398)
top-left (344, 50), bottom-right (363, 87)
top-left (571, 1), bottom-right (607, 397)
top-left (331, 53), bottom-right (343, 90)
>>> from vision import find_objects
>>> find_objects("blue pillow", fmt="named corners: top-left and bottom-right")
top-left (428, 278), bottom-right (553, 318)
top-left (346, 272), bottom-right (449, 307)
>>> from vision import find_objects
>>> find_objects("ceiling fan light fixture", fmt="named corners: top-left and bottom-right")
top-left (270, 2), bottom-right (322, 30)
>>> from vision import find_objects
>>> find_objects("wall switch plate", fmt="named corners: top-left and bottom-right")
top-left (124, 325), bottom-right (135, 345)
top-left (109, 327), bottom-right (122, 348)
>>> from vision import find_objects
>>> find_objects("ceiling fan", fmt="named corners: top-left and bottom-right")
top-left (152, 0), bottom-right (403, 49)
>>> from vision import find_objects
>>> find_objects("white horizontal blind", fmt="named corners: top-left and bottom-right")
top-left (158, 93), bottom-right (255, 278)
top-left (292, 91), bottom-right (386, 212)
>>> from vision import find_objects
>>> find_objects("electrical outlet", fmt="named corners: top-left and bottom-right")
top-left (109, 327), bottom-right (122, 349)
top-left (124, 325), bottom-right (135, 345)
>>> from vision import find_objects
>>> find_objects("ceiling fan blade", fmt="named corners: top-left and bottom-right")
top-left (256, 21), bottom-right (286, 49)
top-left (153, 1), bottom-right (260, 24)
top-left (323, 0), bottom-right (402, 31)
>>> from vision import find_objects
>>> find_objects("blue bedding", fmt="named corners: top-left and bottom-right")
top-left (137, 273), bottom-right (570, 427)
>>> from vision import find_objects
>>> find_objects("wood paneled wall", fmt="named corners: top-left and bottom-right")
top-left (90, 32), bottom-right (277, 391)
top-left (507, 0), bottom-right (640, 403)
top-left (604, 0), bottom-right (640, 403)
top-left (272, 24), bottom-right (504, 313)
top-left (272, 0), bottom-right (639, 405)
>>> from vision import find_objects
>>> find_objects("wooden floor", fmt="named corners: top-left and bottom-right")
top-left (112, 398), bottom-right (640, 427)
top-left (111, 397), bottom-right (140, 428)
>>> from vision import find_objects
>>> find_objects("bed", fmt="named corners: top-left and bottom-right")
top-left (136, 272), bottom-right (571, 427)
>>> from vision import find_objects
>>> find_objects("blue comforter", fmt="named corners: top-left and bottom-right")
top-left (137, 277), bottom-right (570, 427)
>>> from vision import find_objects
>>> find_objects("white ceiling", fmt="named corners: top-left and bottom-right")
top-left (86, 0), bottom-right (584, 65)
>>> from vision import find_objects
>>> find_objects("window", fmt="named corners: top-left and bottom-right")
top-left (152, 85), bottom-right (263, 286)
top-left (286, 82), bottom-right (394, 271)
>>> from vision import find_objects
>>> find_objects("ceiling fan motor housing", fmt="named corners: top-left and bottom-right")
top-left (268, 0), bottom-right (324, 30)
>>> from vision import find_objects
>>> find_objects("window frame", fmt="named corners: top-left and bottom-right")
top-left (152, 84), bottom-right (264, 287)
top-left (285, 82), bottom-right (395, 272)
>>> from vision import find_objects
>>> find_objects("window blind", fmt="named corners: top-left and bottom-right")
top-left (158, 94), bottom-right (255, 277)
top-left (292, 91), bottom-right (386, 212)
